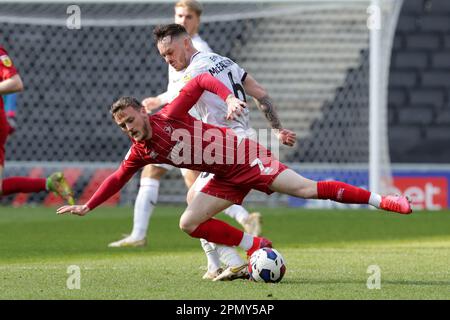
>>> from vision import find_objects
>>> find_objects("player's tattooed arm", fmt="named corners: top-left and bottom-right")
top-left (254, 95), bottom-right (298, 147)
top-left (254, 95), bottom-right (297, 147)
top-left (243, 74), bottom-right (296, 146)
top-left (253, 95), bottom-right (282, 130)
top-left (242, 74), bottom-right (283, 129)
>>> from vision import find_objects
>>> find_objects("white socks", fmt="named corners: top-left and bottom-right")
top-left (130, 178), bottom-right (160, 240)
top-left (200, 239), bottom-right (245, 271)
top-left (238, 233), bottom-right (254, 251)
top-left (200, 239), bottom-right (221, 272)
top-left (223, 205), bottom-right (249, 225)
top-left (215, 245), bottom-right (245, 267)
top-left (369, 193), bottom-right (382, 208)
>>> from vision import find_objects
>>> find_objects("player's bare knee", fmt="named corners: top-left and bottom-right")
top-left (179, 214), bottom-right (196, 234)
top-left (179, 221), bottom-right (196, 234)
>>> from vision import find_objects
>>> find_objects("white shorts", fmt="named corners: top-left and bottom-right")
top-left (193, 128), bottom-right (257, 192)
top-left (153, 163), bottom-right (190, 177)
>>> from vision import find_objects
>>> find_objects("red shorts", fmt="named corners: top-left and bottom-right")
top-left (200, 156), bottom-right (288, 205)
top-left (0, 108), bottom-right (10, 166)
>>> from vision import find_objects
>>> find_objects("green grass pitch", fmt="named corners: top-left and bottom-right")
top-left (0, 205), bottom-right (449, 299)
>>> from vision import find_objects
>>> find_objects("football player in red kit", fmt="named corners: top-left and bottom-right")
top-left (0, 46), bottom-right (74, 203)
top-left (57, 73), bottom-right (412, 257)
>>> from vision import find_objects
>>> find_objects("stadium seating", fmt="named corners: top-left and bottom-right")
top-left (288, 0), bottom-right (450, 163)
top-left (387, 0), bottom-right (450, 162)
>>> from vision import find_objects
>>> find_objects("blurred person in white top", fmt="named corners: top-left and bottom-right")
top-left (108, 1), bottom-right (264, 280)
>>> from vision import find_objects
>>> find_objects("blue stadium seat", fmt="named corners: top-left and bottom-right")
top-left (426, 0), bottom-right (450, 13)
top-left (435, 108), bottom-right (450, 124)
top-left (393, 36), bottom-right (405, 50)
top-left (394, 52), bottom-right (428, 68)
top-left (397, 15), bottom-right (417, 32)
top-left (444, 35), bottom-right (450, 48)
top-left (402, 0), bottom-right (424, 14)
top-left (431, 51), bottom-right (450, 68)
top-left (409, 89), bottom-right (445, 108)
top-left (389, 71), bottom-right (418, 88)
top-left (389, 126), bottom-right (423, 156)
top-left (397, 107), bottom-right (434, 125)
top-left (426, 125), bottom-right (450, 139)
top-left (406, 34), bottom-right (440, 50)
top-left (421, 71), bottom-right (450, 87)
top-left (388, 89), bottom-right (407, 106)
top-left (418, 16), bottom-right (450, 32)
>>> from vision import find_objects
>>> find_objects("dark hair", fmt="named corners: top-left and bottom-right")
top-left (153, 23), bottom-right (188, 43)
top-left (110, 97), bottom-right (142, 116)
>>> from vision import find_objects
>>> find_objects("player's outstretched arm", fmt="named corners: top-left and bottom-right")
top-left (56, 165), bottom-right (137, 216)
top-left (274, 128), bottom-right (297, 147)
top-left (165, 73), bottom-right (238, 118)
top-left (242, 74), bottom-right (296, 147)
top-left (57, 204), bottom-right (90, 216)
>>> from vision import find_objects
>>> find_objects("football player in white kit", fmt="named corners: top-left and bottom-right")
top-left (146, 23), bottom-right (295, 281)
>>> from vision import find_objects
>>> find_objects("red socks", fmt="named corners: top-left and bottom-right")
top-left (189, 181), bottom-right (372, 246)
top-left (317, 181), bottom-right (371, 204)
top-left (1, 177), bottom-right (47, 196)
top-left (189, 218), bottom-right (244, 246)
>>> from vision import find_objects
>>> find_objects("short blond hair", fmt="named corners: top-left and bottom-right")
top-left (175, 0), bottom-right (203, 17)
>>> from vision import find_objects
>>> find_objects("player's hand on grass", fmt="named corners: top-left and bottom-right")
top-left (274, 129), bottom-right (297, 147)
top-left (57, 204), bottom-right (90, 216)
top-left (142, 97), bottom-right (162, 113)
top-left (226, 94), bottom-right (247, 120)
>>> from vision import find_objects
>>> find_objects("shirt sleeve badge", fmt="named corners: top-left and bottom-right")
top-left (0, 55), bottom-right (13, 68)
top-left (182, 73), bottom-right (192, 83)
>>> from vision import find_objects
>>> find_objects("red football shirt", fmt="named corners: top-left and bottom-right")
top-left (86, 73), bottom-right (282, 209)
top-left (0, 46), bottom-right (19, 165)
top-left (0, 46), bottom-right (18, 110)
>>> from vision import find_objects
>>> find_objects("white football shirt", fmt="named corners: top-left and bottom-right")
top-left (158, 34), bottom-right (213, 119)
top-left (182, 51), bottom-right (251, 133)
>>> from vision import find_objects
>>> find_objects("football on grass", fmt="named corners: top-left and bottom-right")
top-left (249, 247), bottom-right (286, 283)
